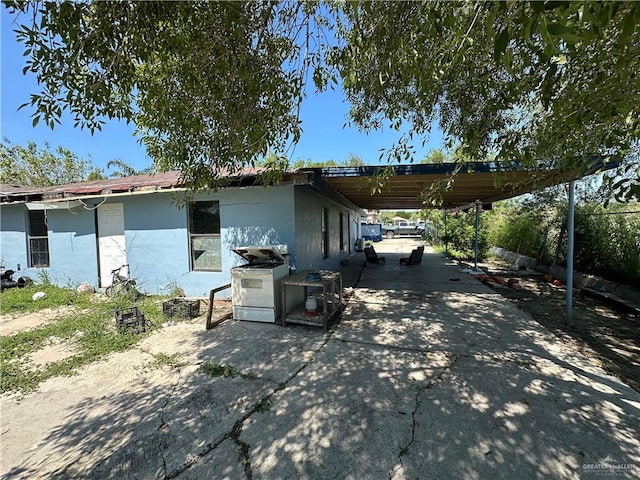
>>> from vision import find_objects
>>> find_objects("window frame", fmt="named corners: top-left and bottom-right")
top-left (188, 200), bottom-right (222, 272)
top-left (27, 209), bottom-right (50, 268)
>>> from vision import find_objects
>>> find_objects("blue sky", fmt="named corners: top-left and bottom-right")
top-left (1, 8), bottom-right (444, 174)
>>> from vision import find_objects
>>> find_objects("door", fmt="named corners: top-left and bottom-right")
top-left (97, 203), bottom-right (127, 287)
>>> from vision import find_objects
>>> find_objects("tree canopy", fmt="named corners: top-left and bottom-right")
top-left (4, 1), bottom-right (639, 198)
top-left (0, 138), bottom-right (104, 186)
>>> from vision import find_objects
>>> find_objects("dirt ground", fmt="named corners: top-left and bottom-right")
top-left (474, 259), bottom-right (640, 393)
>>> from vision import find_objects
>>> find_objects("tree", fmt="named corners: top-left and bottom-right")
top-left (4, 1), bottom-right (639, 198)
top-left (343, 153), bottom-right (366, 167)
top-left (106, 159), bottom-right (155, 178)
top-left (421, 149), bottom-right (449, 164)
top-left (0, 138), bottom-right (104, 186)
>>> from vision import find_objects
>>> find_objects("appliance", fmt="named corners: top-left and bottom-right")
top-left (231, 245), bottom-right (290, 323)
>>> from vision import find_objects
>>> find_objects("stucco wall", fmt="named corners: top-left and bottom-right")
top-left (47, 205), bottom-right (99, 286)
top-left (0, 204), bottom-right (30, 275)
top-left (1, 182), bottom-right (360, 298)
top-left (0, 203), bottom-right (98, 285)
top-left (293, 185), bottom-right (359, 272)
top-left (111, 185), bottom-right (297, 297)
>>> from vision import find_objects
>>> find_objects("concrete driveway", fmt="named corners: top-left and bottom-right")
top-left (2, 239), bottom-right (638, 479)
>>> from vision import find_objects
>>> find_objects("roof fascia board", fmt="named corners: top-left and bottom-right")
top-left (307, 173), bottom-right (366, 216)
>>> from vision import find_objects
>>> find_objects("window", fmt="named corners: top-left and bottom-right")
top-left (28, 210), bottom-right (50, 267)
top-left (189, 201), bottom-right (221, 271)
top-left (321, 207), bottom-right (329, 259)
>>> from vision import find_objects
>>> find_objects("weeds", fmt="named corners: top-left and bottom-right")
top-left (201, 362), bottom-right (241, 378)
top-left (0, 284), bottom-right (95, 314)
top-left (0, 290), bottom-right (167, 394)
top-left (162, 279), bottom-right (185, 298)
top-left (149, 352), bottom-right (184, 368)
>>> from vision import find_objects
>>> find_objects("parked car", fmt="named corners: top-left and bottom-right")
top-left (381, 221), bottom-right (425, 238)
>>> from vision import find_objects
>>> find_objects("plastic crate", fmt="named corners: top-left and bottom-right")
top-left (162, 298), bottom-right (201, 319)
top-left (115, 307), bottom-right (146, 334)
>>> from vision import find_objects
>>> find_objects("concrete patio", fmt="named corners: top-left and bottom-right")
top-left (1, 238), bottom-right (638, 479)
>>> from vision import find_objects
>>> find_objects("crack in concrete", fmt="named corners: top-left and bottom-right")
top-left (389, 354), bottom-right (461, 479)
top-left (164, 268), bottom-right (366, 479)
top-left (227, 419), bottom-right (252, 480)
top-left (157, 365), bottom-right (183, 479)
top-left (165, 327), bottom-right (337, 479)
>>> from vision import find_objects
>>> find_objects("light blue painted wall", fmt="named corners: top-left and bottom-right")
top-left (0, 204), bottom-right (30, 275)
top-left (119, 186), bottom-right (296, 297)
top-left (0, 203), bottom-right (98, 285)
top-left (1, 183), bottom-right (358, 297)
top-left (47, 205), bottom-right (98, 286)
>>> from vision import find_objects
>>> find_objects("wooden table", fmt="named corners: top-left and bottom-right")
top-left (280, 270), bottom-right (342, 331)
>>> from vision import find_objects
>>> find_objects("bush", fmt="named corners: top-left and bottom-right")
top-left (485, 200), bottom-right (640, 287)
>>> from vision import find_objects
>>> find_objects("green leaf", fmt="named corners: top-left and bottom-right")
top-left (546, 23), bottom-right (571, 35)
top-left (618, 12), bottom-right (635, 44)
top-left (494, 28), bottom-right (510, 63)
top-left (530, 1), bottom-right (545, 14)
top-left (503, 48), bottom-right (514, 74)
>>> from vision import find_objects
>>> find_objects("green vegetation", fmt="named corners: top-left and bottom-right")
top-left (200, 362), bottom-right (242, 379)
top-left (422, 208), bottom-right (488, 261)
top-left (0, 138), bottom-right (104, 186)
top-left (486, 201), bottom-right (640, 286)
top-left (423, 198), bottom-right (640, 287)
top-left (0, 287), bottom-right (169, 394)
top-left (5, 1), bottom-right (638, 198)
top-left (148, 352), bottom-right (183, 369)
top-left (0, 284), bottom-right (95, 314)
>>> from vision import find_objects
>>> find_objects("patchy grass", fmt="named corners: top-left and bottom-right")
top-left (200, 362), bottom-right (258, 381)
top-left (432, 244), bottom-right (475, 262)
top-left (0, 291), bottom-right (170, 394)
top-left (0, 284), bottom-right (96, 314)
top-left (201, 362), bottom-right (242, 378)
top-left (148, 352), bottom-right (184, 369)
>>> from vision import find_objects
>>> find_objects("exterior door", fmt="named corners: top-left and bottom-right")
top-left (97, 203), bottom-right (127, 287)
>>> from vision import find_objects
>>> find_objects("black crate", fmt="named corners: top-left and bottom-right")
top-left (115, 307), bottom-right (146, 334)
top-left (162, 298), bottom-right (201, 319)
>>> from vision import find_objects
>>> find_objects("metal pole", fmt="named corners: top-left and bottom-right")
top-left (444, 211), bottom-right (448, 255)
top-left (474, 200), bottom-right (481, 270)
top-left (566, 181), bottom-right (575, 325)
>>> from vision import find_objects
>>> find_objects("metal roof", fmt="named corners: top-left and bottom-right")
top-left (302, 159), bottom-right (619, 210)
top-left (1, 159), bottom-right (618, 211)
top-left (0, 169), bottom-right (312, 204)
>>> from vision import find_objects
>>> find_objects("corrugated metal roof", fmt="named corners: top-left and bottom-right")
top-left (0, 169), bottom-right (310, 204)
top-left (0, 159), bottom-right (619, 210)
top-left (302, 158), bottom-right (619, 210)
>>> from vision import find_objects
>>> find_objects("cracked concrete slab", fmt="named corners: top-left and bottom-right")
top-left (2, 239), bottom-right (639, 479)
top-left (172, 438), bottom-right (246, 480)
top-left (394, 355), bottom-right (640, 480)
top-left (237, 340), bottom-right (451, 480)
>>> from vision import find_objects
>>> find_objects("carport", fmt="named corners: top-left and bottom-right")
top-left (305, 158), bottom-right (619, 323)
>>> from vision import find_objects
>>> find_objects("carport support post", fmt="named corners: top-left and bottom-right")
top-left (444, 211), bottom-right (448, 254)
top-left (474, 200), bottom-right (481, 270)
top-left (566, 181), bottom-right (575, 325)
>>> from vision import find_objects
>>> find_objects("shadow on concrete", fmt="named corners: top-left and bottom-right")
top-left (3, 240), bottom-right (639, 479)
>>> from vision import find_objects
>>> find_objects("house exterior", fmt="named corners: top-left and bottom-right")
top-left (0, 170), bottom-right (363, 297)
